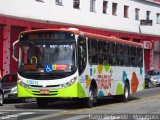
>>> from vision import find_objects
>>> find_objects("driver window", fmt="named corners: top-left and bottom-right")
top-left (78, 36), bottom-right (87, 75)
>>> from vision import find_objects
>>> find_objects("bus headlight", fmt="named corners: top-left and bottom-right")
top-left (61, 77), bottom-right (77, 88)
top-left (18, 80), bottom-right (30, 88)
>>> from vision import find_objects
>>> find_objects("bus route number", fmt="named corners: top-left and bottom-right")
top-left (26, 80), bottom-right (39, 85)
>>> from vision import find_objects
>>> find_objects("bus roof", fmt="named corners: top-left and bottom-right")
top-left (20, 28), bottom-right (143, 47)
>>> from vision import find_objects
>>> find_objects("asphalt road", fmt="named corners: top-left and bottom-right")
top-left (0, 87), bottom-right (160, 120)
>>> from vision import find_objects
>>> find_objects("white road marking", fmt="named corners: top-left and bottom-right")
top-left (0, 112), bottom-right (35, 120)
top-left (0, 109), bottom-right (61, 112)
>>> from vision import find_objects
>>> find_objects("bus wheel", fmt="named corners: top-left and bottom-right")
top-left (36, 98), bottom-right (48, 108)
top-left (122, 83), bottom-right (130, 102)
top-left (85, 87), bottom-right (96, 108)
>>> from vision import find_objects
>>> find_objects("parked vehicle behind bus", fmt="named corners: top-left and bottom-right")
top-left (147, 70), bottom-right (160, 87)
top-left (0, 80), bottom-right (4, 106)
top-left (145, 72), bottom-right (152, 88)
top-left (1, 73), bottom-right (18, 100)
top-left (13, 28), bottom-right (144, 108)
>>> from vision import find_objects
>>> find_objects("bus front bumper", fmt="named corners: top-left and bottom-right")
top-left (17, 82), bottom-right (86, 98)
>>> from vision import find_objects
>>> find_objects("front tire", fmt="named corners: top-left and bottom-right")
top-left (86, 89), bottom-right (94, 108)
top-left (84, 87), bottom-right (97, 108)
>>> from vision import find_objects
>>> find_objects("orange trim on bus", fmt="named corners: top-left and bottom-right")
top-left (19, 29), bottom-right (143, 47)
top-left (81, 32), bottom-right (143, 47)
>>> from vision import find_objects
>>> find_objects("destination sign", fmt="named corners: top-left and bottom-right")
top-left (28, 34), bottom-right (55, 40)
top-left (20, 31), bottom-right (75, 41)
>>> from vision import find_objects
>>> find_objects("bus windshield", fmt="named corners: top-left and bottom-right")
top-left (19, 43), bottom-right (76, 73)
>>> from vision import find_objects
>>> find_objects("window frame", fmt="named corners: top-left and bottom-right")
top-left (124, 5), bottom-right (129, 18)
top-left (156, 13), bottom-right (160, 24)
top-left (103, 0), bottom-right (108, 14)
top-left (73, 0), bottom-right (80, 9)
top-left (135, 8), bottom-right (140, 20)
top-left (55, 0), bottom-right (63, 6)
top-left (146, 10), bottom-right (151, 20)
top-left (90, 0), bottom-right (96, 12)
top-left (112, 2), bottom-right (118, 16)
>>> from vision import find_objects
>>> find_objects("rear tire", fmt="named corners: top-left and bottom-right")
top-left (36, 98), bottom-right (48, 108)
top-left (122, 83), bottom-right (130, 102)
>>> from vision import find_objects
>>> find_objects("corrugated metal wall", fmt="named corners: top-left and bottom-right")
top-left (144, 49), bottom-right (151, 71)
top-left (0, 25), bottom-right (3, 74)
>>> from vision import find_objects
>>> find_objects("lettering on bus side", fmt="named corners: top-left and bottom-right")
top-left (98, 75), bottom-right (111, 90)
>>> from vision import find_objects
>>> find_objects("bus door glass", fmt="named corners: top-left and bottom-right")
top-left (77, 36), bottom-right (87, 75)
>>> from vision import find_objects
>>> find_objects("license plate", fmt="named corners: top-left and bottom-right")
top-left (40, 90), bottom-right (49, 94)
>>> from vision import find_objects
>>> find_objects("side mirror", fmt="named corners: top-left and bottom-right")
top-left (12, 40), bottom-right (19, 62)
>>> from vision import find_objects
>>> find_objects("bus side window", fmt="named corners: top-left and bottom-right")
top-left (124, 45), bottom-right (130, 66)
top-left (130, 46), bottom-right (136, 67)
top-left (88, 38), bottom-right (98, 65)
top-left (78, 36), bottom-right (87, 75)
top-left (108, 42), bottom-right (116, 66)
top-left (98, 40), bottom-right (103, 65)
top-left (103, 42), bottom-right (109, 65)
top-left (108, 42), bottom-right (112, 65)
top-left (117, 44), bottom-right (124, 66)
top-left (98, 40), bottom-right (109, 65)
top-left (137, 47), bottom-right (143, 67)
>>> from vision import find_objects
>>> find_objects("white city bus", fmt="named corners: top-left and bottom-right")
top-left (13, 28), bottom-right (144, 108)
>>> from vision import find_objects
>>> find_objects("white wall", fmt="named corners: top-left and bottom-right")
top-left (0, 0), bottom-right (160, 36)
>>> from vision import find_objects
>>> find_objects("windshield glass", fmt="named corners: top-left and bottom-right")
top-left (19, 43), bottom-right (76, 73)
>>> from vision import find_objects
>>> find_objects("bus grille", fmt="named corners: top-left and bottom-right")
top-left (18, 71), bottom-right (75, 80)
top-left (30, 85), bottom-right (60, 88)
